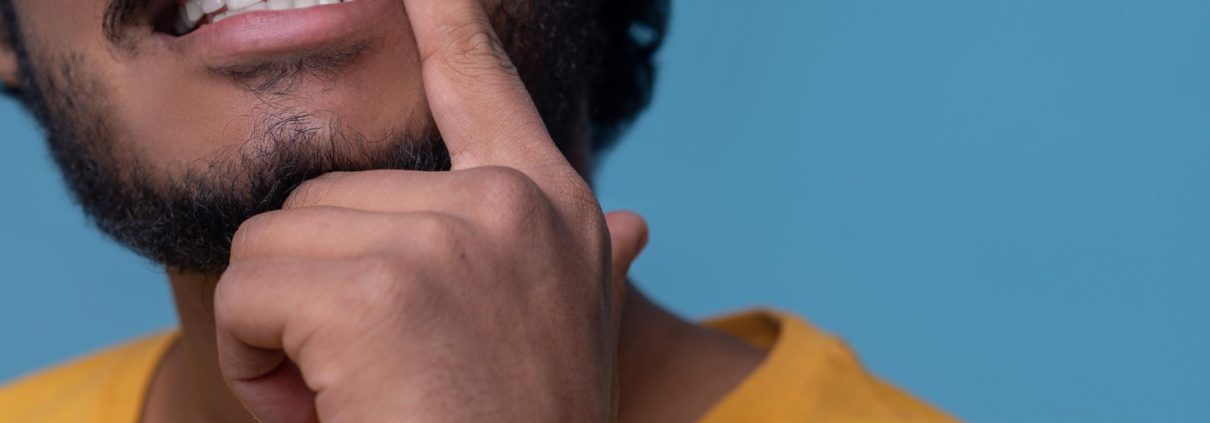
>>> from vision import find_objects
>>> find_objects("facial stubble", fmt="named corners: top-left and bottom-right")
top-left (10, 1), bottom-right (600, 274)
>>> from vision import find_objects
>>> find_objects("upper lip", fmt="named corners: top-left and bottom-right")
top-left (148, 0), bottom-right (387, 65)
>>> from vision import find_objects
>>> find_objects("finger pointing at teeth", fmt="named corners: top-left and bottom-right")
top-left (402, 0), bottom-right (574, 184)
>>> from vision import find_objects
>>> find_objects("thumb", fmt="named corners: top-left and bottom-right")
top-left (605, 210), bottom-right (649, 285)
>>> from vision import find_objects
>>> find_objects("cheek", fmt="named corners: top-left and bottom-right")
top-left (115, 63), bottom-right (256, 166)
top-left (14, 0), bottom-right (114, 86)
top-left (17, 0), bottom-right (106, 45)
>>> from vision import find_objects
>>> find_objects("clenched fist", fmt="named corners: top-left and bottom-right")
top-left (211, 0), bottom-right (649, 421)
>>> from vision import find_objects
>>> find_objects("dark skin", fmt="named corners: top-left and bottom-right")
top-left (1, 0), bottom-right (765, 421)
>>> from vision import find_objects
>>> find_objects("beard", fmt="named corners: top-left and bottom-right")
top-left (8, 1), bottom-right (603, 274)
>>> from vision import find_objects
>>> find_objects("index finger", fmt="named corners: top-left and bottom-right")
top-left (403, 0), bottom-right (569, 175)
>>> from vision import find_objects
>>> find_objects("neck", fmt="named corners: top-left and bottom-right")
top-left (144, 272), bottom-right (251, 423)
top-left (145, 273), bottom-right (763, 423)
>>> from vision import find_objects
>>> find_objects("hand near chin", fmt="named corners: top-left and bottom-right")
top-left (211, 0), bottom-right (649, 421)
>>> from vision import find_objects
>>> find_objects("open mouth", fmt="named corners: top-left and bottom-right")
top-left (145, 0), bottom-right (388, 63)
top-left (158, 0), bottom-right (358, 36)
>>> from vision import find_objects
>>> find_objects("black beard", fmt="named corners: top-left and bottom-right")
top-left (8, 1), bottom-right (602, 274)
top-left (29, 53), bottom-right (453, 273)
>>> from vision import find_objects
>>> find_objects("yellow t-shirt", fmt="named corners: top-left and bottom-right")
top-left (0, 311), bottom-right (955, 422)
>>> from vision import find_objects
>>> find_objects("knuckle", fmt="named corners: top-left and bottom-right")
top-left (472, 166), bottom-right (541, 201)
top-left (213, 263), bottom-right (252, 327)
top-left (470, 166), bottom-right (549, 224)
top-left (230, 211), bottom-right (281, 258)
top-left (212, 291), bottom-right (238, 330)
top-left (283, 173), bottom-right (346, 209)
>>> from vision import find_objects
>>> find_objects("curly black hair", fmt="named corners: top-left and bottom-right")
top-left (0, 0), bottom-right (669, 153)
top-left (588, 0), bottom-right (669, 150)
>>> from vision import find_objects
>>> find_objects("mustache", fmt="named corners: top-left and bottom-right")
top-left (102, 0), bottom-right (156, 49)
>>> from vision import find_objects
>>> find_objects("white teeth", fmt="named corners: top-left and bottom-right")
top-left (236, 2), bottom-right (268, 12)
top-left (175, 0), bottom-right (204, 34)
top-left (199, 0), bottom-right (225, 14)
top-left (227, 0), bottom-right (260, 9)
top-left (175, 0), bottom-right (349, 35)
top-left (185, 2), bottom-right (205, 22)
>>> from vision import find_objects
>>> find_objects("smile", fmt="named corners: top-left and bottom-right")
top-left (172, 0), bottom-right (358, 35)
top-left (155, 0), bottom-right (391, 63)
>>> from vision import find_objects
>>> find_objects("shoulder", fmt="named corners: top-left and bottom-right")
top-left (0, 332), bottom-right (177, 423)
top-left (702, 311), bottom-right (958, 422)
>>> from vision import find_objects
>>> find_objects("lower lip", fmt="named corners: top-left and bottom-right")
top-left (164, 0), bottom-right (393, 62)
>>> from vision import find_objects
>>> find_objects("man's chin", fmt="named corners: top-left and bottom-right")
top-left (73, 120), bottom-right (450, 274)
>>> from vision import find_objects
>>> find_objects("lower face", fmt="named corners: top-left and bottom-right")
top-left (6, 0), bottom-right (549, 272)
top-left (11, 0), bottom-right (467, 181)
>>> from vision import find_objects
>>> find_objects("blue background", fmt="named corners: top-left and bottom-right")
top-left (2, 1), bottom-right (1207, 421)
